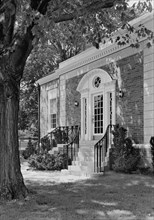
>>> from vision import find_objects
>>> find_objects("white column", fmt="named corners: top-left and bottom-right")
top-left (59, 75), bottom-right (66, 126)
top-left (88, 93), bottom-right (92, 140)
top-left (104, 90), bottom-right (108, 131)
top-left (80, 96), bottom-right (84, 140)
top-left (112, 84), bottom-right (116, 125)
top-left (143, 44), bottom-right (154, 144)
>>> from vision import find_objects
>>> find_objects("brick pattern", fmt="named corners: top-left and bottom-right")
top-left (102, 53), bottom-right (144, 143)
top-left (66, 74), bottom-right (85, 126)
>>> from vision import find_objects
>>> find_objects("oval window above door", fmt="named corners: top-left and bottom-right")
top-left (93, 76), bottom-right (101, 88)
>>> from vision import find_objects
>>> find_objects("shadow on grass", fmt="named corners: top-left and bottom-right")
top-left (1, 171), bottom-right (154, 220)
top-left (22, 171), bottom-right (154, 220)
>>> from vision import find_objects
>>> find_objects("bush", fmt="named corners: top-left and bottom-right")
top-left (111, 125), bottom-right (141, 173)
top-left (41, 135), bottom-right (53, 152)
top-left (22, 138), bottom-right (36, 159)
top-left (29, 151), bottom-right (71, 171)
top-left (150, 136), bottom-right (154, 173)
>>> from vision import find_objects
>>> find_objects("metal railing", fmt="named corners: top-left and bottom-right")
top-left (63, 126), bottom-right (80, 169)
top-left (40, 125), bottom-right (80, 168)
top-left (94, 124), bottom-right (115, 173)
top-left (40, 125), bottom-right (80, 151)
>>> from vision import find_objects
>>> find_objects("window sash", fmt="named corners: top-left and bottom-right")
top-left (49, 98), bottom-right (57, 129)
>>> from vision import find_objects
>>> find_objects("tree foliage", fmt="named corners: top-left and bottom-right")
top-left (0, 0), bottom-right (153, 58)
top-left (19, 21), bottom-right (87, 131)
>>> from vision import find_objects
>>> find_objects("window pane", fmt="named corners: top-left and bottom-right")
top-left (50, 113), bottom-right (57, 128)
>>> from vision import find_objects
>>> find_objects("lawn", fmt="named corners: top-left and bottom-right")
top-left (0, 162), bottom-right (154, 220)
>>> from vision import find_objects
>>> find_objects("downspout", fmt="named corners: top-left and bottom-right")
top-left (37, 83), bottom-right (40, 151)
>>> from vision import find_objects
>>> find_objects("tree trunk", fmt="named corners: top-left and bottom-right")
top-left (0, 70), bottom-right (28, 200)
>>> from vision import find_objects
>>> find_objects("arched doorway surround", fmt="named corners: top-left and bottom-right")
top-left (77, 69), bottom-right (116, 141)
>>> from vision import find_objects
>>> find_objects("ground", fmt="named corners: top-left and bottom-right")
top-left (0, 161), bottom-right (154, 220)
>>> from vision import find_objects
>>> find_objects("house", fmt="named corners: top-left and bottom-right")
top-left (37, 11), bottom-right (154, 175)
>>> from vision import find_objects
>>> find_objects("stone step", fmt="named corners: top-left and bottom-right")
top-left (48, 144), bottom-right (65, 155)
top-left (61, 168), bottom-right (92, 177)
top-left (68, 163), bottom-right (94, 174)
top-left (80, 141), bottom-right (97, 147)
top-left (78, 151), bottom-right (94, 158)
top-left (72, 159), bottom-right (93, 166)
top-left (60, 139), bottom-right (110, 176)
top-left (75, 155), bottom-right (94, 162)
top-left (69, 170), bottom-right (92, 177)
top-left (78, 146), bottom-right (94, 153)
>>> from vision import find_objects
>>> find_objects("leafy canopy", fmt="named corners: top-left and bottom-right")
top-left (0, 0), bottom-right (153, 57)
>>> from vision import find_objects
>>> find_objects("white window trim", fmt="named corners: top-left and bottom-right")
top-left (48, 89), bottom-right (57, 132)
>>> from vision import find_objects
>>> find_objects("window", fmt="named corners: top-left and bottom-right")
top-left (49, 98), bottom-right (57, 129)
top-left (93, 76), bottom-right (101, 88)
top-left (94, 94), bottom-right (103, 134)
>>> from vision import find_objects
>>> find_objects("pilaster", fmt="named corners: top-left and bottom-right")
top-left (143, 44), bottom-right (154, 143)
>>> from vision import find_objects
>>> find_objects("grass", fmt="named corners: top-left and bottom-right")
top-left (0, 163), bottom-right (154, 220)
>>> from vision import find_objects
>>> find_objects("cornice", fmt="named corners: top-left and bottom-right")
top-left (56, 39), bottom-right (137, 76)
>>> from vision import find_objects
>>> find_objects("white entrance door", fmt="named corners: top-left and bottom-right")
top-left (92, 92), bottom-right (113, 139)
top-left (93, 94), bottom-right (104, 136)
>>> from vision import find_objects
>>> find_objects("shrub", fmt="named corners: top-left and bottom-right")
top-left (29, 151), bottom-right (71, 171)
top-left (111, 125), bottom-right (141, 173)
top-left (53, 129), bottom-right (69, 144)
top-left (22, 138), bottom-right (36, 159)
top-left (40, 129), bottom-right (68, 153)
top-left (29, 154), bottom-right (55, 170)
top-left (150, 136), bottom-right (154, 173)
top-left (41, 135), bottom-right (53, 152)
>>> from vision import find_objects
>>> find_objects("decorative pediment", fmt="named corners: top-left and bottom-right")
top-left (77, 69), bottom-right (112, 92)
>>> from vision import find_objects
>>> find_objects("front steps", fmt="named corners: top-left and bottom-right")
top-left (61, 140), bottom-right (101, 176)
top-left (48, 144), bottom-right (64, 155)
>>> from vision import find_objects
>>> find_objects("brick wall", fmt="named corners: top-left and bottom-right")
top-left (103, 52), bottom-right (144, 143)
top-left (66, 74), bottom-right (85, 126)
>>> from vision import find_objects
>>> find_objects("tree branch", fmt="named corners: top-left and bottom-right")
top-left (52, 0), bottom-right (116, 23)
top-left (1, 0), bottom-right (16, 46)
top-left (30, 0), bottom-right (116, 23)
top-left (30, 0), bottom-right (51, 15)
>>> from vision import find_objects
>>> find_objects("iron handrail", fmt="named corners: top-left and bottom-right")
top-left (63, 126), bottom-right (80, 169)
top-left (94, 124), bottom-right (115, 173)
top-left (40, 125), bottom-right (80, 152)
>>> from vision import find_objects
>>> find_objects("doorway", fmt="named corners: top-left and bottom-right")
top-left (77, 69), bottom-right (116, 141)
